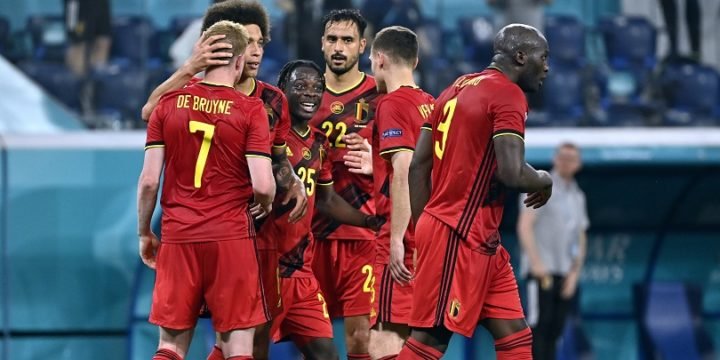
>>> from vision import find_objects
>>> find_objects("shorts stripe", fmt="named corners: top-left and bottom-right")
top-left (380, 265), bottom-right (393, 322)
top-left (434, 231), bottom-right (460, 326)
top-left (252, 237), bottom-right (271, 321)
top-left (457, 142), bottom-right (495, 237)
top-left (406, 339), bottom-right (436, 360)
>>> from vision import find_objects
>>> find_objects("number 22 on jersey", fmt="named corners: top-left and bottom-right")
top-left (320, 121), bottom-right (347, 148)
top-left (434, 97), bottom-right (457, 160)
top-left (189, 120), bottom-right (216, 188)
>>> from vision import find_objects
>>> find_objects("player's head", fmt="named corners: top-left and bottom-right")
top-left (202, 0), bottom-right (270, 80)
top-left (553, 142), bottom-right (581, 178)
top-left (492, 24), bottom-right (549, 92)
top-left (202, 20), bottom-right (250, 82)
top-left (278, 60), bottom-right (325, 123)
top-left (370, 26), bottom-right (419, 92)
top-left (321, 9), bottom-right (368, 76)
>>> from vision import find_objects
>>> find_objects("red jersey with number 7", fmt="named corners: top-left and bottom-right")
top-left (145, 82), bottom-right (271, 243)
top-left (423, 69), bottom-right (528, 255)
top-left (309, 73), bottom-right (382, 241)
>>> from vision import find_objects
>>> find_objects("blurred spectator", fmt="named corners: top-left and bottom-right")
top-left (362, 0), bottom-right (423, 37)
top-left (487, 0), bottom-right (551, 31)
top-left (64, 0), bottom-right (111, 76)
top-left (170, 0), bottom-right (226, 69)
top-left (659, 0), bottom-right (700, 62)
top-left (517, 142), bottom-right (589, 360)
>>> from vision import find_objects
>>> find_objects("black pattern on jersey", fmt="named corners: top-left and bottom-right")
top-left (314, 182), bottom-right (372, 239)
top-left (260, 87), bottom-right (283, 130)
top-left (323, 89), bottom-right (380, 134)
top-left (457, 141), bottom-right (495, 239)
top-left (380, 176), bottom-right (390, 198)
top-left (274, 133), bottom-right (327, 218)
top-left (279, 235), bottom-right (311, 277)
top-left (482, 177), bottom-right (506, 207)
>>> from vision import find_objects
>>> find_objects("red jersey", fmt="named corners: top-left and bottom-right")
top-left (146, 82), bottom-right (271, 243)
top-left (309, 73), bottom-right (381, 241)
top-left (423, 69), bottom-right (528, 255)
top-left (188, 77), bottom-right (290, 148)
top-left (372, 87), bottom-right (435, 264)
top-left (257, 127), bottom-right (333, 278)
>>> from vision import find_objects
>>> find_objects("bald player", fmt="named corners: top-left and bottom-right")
top-left (397, 24), bottom-right (553, 360)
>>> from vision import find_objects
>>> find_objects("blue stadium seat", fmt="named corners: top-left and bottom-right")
top-left (0, 16), bottom-right (9, 54)
top-left (635, 283), bottom-right (716, 360)
top-left (660, 63), bottom-right (719, 126)
top-left (26, 15), bottom-right (67, 63)
top-left (264, 17), bottom-right (289, 66)
top-left (544, 15), bottom-right (585, 68)
top-left (598, 16), bottom-right (657, 70)
top-left (110, 15), bottom-right (156, 67)
top-left (169, 15), bottom-right (199, 38)
top-left (93, 66), bottom-right (149, 125)
top-left (542, 65), bottom-right (584, 126)
top-left (457, 16), bottom-right (494, 68)
top-left (19, 62), bottom-right (82, 111)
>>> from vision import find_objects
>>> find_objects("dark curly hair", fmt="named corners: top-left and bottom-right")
top-left (202, 0), bottom-right (270, 40)
top-left (277, 60), bottom-right (325, 91)
top-left (322, 9), bottom-right (367, 37)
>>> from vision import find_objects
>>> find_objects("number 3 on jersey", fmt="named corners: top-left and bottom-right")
top-left (189, 120), bottom-right (216, 188)
top-left (434, 97), bottom-right (457, 160)
top-left (321, 121), bottom-right (347, 148)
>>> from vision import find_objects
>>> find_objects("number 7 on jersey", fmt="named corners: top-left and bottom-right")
top-left (189, 120), bottom-right (216, 188)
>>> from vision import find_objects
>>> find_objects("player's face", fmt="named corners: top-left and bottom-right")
top-left (322, 20), bottom-right (366, 76)
top-left (284, 67), bottom-right (324, 123)
top-left (241, 24), bottom-right (265, 80)
top-left (518, 39), bottom-right (549, 93)
top-left (553, 146), bottom-right (581, 178)
top-left (369, 50), bottom-right (387, 93)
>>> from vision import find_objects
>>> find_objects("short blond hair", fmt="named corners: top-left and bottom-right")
top-left (202, 20), bottom-right (250, 61)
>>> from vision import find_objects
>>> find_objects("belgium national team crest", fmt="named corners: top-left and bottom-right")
top-left (264, 103), bottom-right (276, 129)
top-left (354, 98), bottom-right (370, 124)
top-left (330, 101), bottom-right (344, 114)
top-left (302, 147), bottom-right (312, 160)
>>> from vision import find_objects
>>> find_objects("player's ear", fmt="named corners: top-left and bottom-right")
top-left (359, 37), bottom-right (367, 53)
top-left (412, 56), bottom-right (419, 70)
top-left (514, 50), bottom-right (527, 66)
top-left (235, 54), bottom-right (244, 72)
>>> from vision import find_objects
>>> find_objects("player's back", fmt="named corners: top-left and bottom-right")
top-left (149, 82), bottom-right (270, 243)
top-left (423, 69), bottom-right (528, 254)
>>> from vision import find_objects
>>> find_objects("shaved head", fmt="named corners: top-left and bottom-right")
top-left (490, 23), bottom-right (549, 92)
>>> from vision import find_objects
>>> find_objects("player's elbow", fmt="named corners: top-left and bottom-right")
top-left (141, 103), bottom-right (153, 121)
top-left (138, 175), bottom-right (160, 194)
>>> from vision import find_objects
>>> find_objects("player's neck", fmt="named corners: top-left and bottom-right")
top-left (236, 77), bottom-right (256, 96)
top-left (325, 67), bottom-right (363, 93)
top-left (488, 62), bottom-right (520, 83)
top-left (385, 69), bottom-right (417, 94)
top-left (203, 69), bottom-right (236, 88)
top-left (292, 121), bottom-right (311, 136)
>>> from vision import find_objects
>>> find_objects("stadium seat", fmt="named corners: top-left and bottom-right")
top-left (660, 63), bottom-right (719, 126)
top-left (544, 15), bottom-right (585, 68)
top-left (93, 66), bottom-right (150, 125)
top-left (635, 283), bottom-right (716, 360)
top-left (542, 64), bottom-right (584, 126)
top-left (19, 62), bottom-right (82, 111)
top-left (169, 15), bottom-right (199, 38)
top-left (110, 15), bottom-right (156, 66)
top-left (26, 15), bottom-right (67, 63)
top-left (598, 15), bottom-right (656, 70)
top-left (457, 15), bottom-right (494, 68)
top-left (0, 16), bottom-right (9, 54)
top-left (264, 17), bottom-right (289, 66)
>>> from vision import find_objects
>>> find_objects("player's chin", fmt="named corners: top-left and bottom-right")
top-left (244, 69), bottom-right (259, 79)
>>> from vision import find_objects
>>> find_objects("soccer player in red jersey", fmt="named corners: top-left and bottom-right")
top-left (137, 21), bottom-right (275, 360)
top-left (308, 9), bottom-right (381, 359)
top-left (251, 59), bottom-right (383, 359)
top-left (396, 24), bottom-right (553, 360)
top-left (365, 26), bottom-right (434, 360)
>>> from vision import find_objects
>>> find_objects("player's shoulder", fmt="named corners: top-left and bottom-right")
top-left (256, 80), bottom-right (288, 101)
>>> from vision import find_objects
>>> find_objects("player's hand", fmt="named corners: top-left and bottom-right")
top-left (183, 33), bottom-right (234, 75)
top-left (364, 215), bottom-right (386, 232)
top-left (389, 240), bottom-right (413, 285)
top-left (344, 150), bottom-right (373, 175)
top-left (561, 269), bottom-right (579, 299)
top-left (343, 133), bottom-right (371, 152)
top-left (139, 232), bottom-right (160, 269)
top-left (250, 202), bottom-right (270, 219)
top-left (283, 177), bottom-right (308, 223)
top-left (525, 172), bottom-right (552, 209)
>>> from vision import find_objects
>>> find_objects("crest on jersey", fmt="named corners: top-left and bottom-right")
top-left (286, 147), bottom-right (294, 157)
top-left (449, 299), bottom-right (461, 319)
top-left (331, 101), bottom-right (344, 114)
top-left (355, 98), bottom-right (370, 124)
top-left (302, 147), bottom-right (312, 160)
top-left (264, 103), bottom-right (276, 129)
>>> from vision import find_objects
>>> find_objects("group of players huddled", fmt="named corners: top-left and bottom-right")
top-left (136, 1), bottom-right (554, 359)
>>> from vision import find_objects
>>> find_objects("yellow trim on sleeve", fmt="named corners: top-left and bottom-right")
top-left (317, 181), bottom-right (335, 186)
top-left (492, 132), bottom-right (525, 141)
top-left (379, 148), bottom-right (414, 156)
top-left (421, 126), bottom-right (432, 131)
top-left (272, 142), bottom-right (287, 148)
top-left (144, 145), bottom-right (165, 150)
top-left (245, 154), bottom-right (272, 160)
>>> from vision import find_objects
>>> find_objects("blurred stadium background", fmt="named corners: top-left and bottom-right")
top-left (0, 0), bottom-right (718, 359)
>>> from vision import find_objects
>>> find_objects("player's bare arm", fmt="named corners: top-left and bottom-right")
top-left (493, 135), bottom-right (552, 208)
top-left (271, 147), bottom-right (308, 223)
top-left (316, 184), bottom-right (383, 231)
top-left (137, 147), bottom-right (164, 269)
top-left (408, 128), bottom-right (433, 224)
top-left (141, 34), bottom-right (233, 121)
top-left (389, 151), bottom-right (414, 284)
top-left (248, 157), bottom-right (276, 215)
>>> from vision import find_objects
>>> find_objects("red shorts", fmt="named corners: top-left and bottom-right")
top-left (258, 248), bottom-right (282, 319)
top-left (370, 263), bottom-right (414, 327)
top-left (149, 240), bottom-right (269, 332)
top-left (409, 215), bottom-right (525, 337)
top-left (312, 239), bottom-right (376, 318)
top-left (270, 277), bottom-right (333, 343)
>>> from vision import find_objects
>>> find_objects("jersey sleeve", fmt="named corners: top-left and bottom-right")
top-left (377, 98), bottom-right (419, 158)
top-left (318, 139), bottom-right (334, 186)
top-left (244, 100), bottom-right (272, 159)
top-left (490, 84), bottom-right (527, 141)
top-left (145, 98), bottom-right (168, 150)
top-left (273, 93), bottom-right (291, 148)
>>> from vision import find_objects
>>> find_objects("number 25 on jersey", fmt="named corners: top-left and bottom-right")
top-left (434, 97), bottom-right (457, 160)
